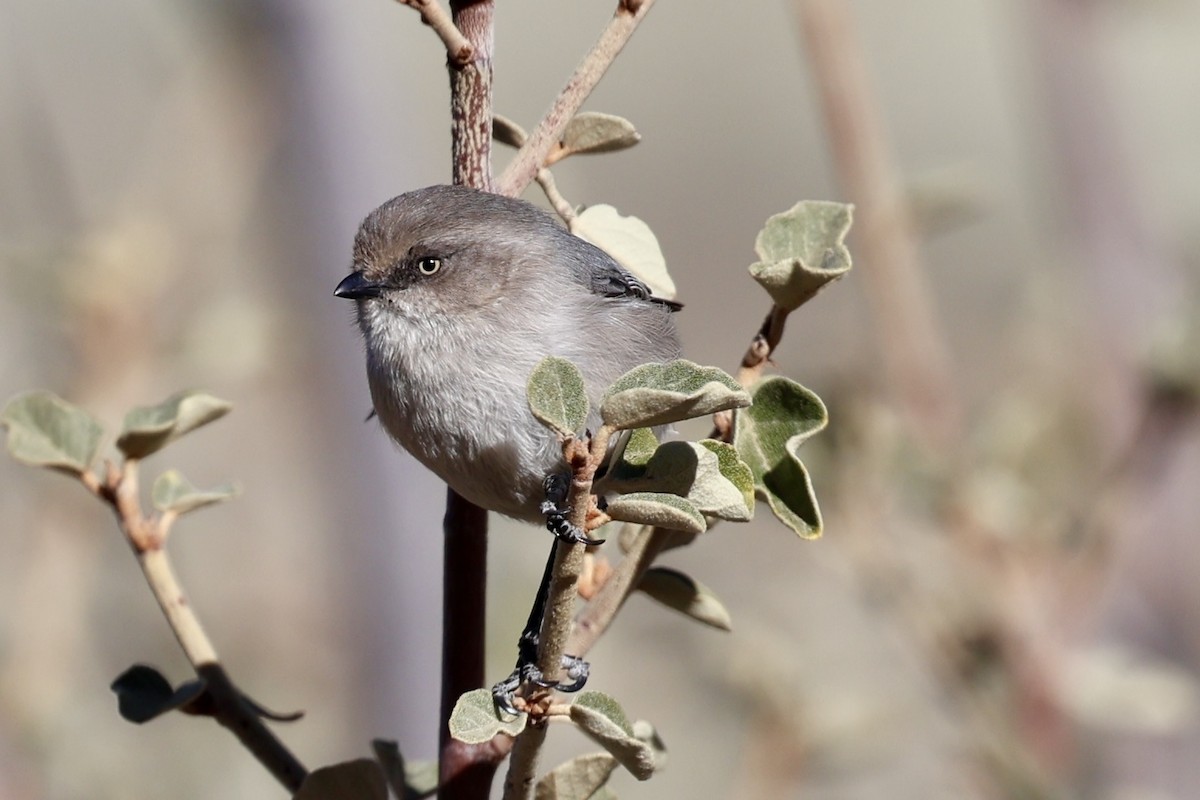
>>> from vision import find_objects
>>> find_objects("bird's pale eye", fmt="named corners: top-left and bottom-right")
top-left (417, 256), bottom-right (442, 276)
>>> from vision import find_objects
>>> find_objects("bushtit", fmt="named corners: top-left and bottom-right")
top-left (336, 185), bottom-right (682, 710)
top-left (335, 184), bottom-right (681, 526)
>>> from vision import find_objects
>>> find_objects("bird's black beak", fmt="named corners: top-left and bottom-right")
top-left (334, 272), bottom-right (385, 300)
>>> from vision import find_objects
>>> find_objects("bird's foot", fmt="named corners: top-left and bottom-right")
top-left (492, 651), bottom-right (591, 717)
top-left (541, 474), bottom-right (605, 546)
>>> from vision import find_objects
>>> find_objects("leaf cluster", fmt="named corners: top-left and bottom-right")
top-left (2, 389), bottom-right (238, 514)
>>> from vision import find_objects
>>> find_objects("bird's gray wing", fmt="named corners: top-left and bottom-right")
top-left (570, 235), bottom-right (683, 311)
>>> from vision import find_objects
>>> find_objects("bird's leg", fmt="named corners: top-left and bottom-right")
top-left (491, 532), bottom-right (591, 716)
top-left (539, 473), bottom-right (605, 546)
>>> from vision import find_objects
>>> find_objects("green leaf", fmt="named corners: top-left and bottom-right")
top-left (638, 567), bottom-right (732, 631)
top-left (535, 753), bottom-right (618, 800)
top-left (528, 357), bottom-right (589, 437)
top-left (294, 759), bottom-right (388, 800)
top-left (110, 664), bottom-right (208, 724)
top-left (151, 469), bottom-right (238, 515)
top-left (699, 440), bottom-right (756, 515)
top-left (448, 688), bottom-right (526, 744)
top-left (734, 377), bottom-right (828, 538)
top-left (1, 391), bottom-right (104, 476)
top-left (603, 440), bottom-right (753, 522)
top-left (569, 205), bottom-right (676, 301)
top-left (749, 201), bottom-right (853, 311)
top-left (493, 113), bottom-right (527, 148)
top-left (561, 112), bottom-right (640, 156)
top-left (371, 740), bottom-right (437, 800)
top-left (117, 390), bottom-right (232, 459)
top-left (604, 492), bottom-right (706, 535)
top-left (600, 360), bottom-right (750, 430)
top-left (569, 693), bottom-right (655, 780)
top-left (621, 428), bottom-right (658, 467)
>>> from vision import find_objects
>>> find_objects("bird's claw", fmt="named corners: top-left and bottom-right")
top-left (545, 509), bottom-right (605, 546)
top-left (491, 653), bottom-right (591, 717)
top-left (542, 474), bottom-right (605, 546)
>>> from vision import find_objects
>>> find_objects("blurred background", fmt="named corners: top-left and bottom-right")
top-left (2, 0), bottom-right (1199, 797)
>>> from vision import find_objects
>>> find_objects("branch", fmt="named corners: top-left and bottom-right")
top-left (502, 431), bottom-right (611, 800)
top-left (395, 0), bottom-right (474, 65)
top-left (87, 460), bottom-right (308, 793)
top-left (494, 0), bottom-right (657, 197)
top-left (566, 524), bottom-right (672, 658)
top-left (449, 0), bottom-right (495, 189)
top-left (439, 4), bottom-right (502, 800)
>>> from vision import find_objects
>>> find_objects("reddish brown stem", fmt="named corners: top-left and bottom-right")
top-left (438, 4), bottom-right (502, 799)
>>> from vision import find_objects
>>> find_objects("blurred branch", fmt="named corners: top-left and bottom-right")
top-left (795, 0), bottom-right (961, 454)
top-left (83, 459), bottom-right (308, 792)
top-left (495, 0), bottom-right (657, 198)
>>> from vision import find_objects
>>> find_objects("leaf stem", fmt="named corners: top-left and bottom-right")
top-left (567, 524), bottom-right (670, 658)
top-left (494, 0), bottom-right (657, 197)
top-left (713, 303), bottom-right (790, 441)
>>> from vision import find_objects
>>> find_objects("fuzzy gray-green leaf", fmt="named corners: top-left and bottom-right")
top-left (734, 376), bottom-right (828, 538)
top-left (151, 469), bottom-right (238, 515)
top-left (1, 391), bottom-right (105, 477)
top-left (448, 688), bottom-right (526, 744)
top-left (528, 357), bottom-right (589, 437)
top-left (570, 693), bottom-right (655, 780)
top-left (621, 428), bottom-right (659, 467)
top-left (749, 201), bottom-right (853, 312)
top-left (600, 360), bottom-right (750, 430)
top-left (117, 390), bottom-right (232, 459)
top-left (535, 753), bottom-right (618, 800)
top-left (604, 492), bottom-right (706, 534)
top-left (603, 440), bottom-right (753, 522)
top-left (638, 567), bottom-right (733, 631)
top-left (561, 112), bottom-right (641, 156)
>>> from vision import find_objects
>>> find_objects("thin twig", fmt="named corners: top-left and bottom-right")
top-left (712, 303), bottom-right (790, 441)
top-left (566, 524), bottom-right (670, 658)
top-left (395, 0), bottom-right (474, 65)
top-left (535, 168), bottom-right (577, 224)
top-left (501, 719), bottom-right (548, 800)
top-left (502, 431), bottom-right (610, 800)
top-left (495, 0), bottom-right (657, 197)
top-left (84, 460), bottom-right (308, 792)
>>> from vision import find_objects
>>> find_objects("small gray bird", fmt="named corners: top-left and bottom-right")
top-left (335, 184), bottom-right (682, 525)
